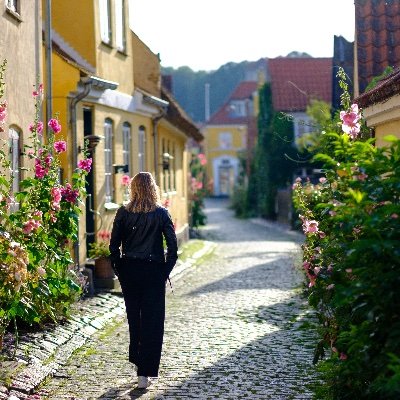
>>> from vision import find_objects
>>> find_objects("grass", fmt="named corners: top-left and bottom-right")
top-left (177, 239), bottom-right (209, 263)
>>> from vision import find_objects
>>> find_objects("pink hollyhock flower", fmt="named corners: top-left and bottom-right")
top-left (121, 175), bottom-right (131, 186)
top-left (51, 187), bottom-right (62, 210)
top-left (391, 213), bottom-right (399, 219)
top-left (23, 219), bottom-right (41, 234)
top-left (339, 352), bottom-right (348, 360)
top-left (196, 181), bottom-right (203, 190)
top-left (37, 267), bottom-right (46, 277)
top-left (49, 211), bottom-right (57, 223)
top-left (319, 177), bottom-right (327, 184)
top-left (340, 104), bottom-right (361, 139)
top-left (48, 118), bottom-right (62, 134)
top-left (303, 219), bottom-right (319, 234)
top-left (35, 160), bottom-right (48, 179)
top-left (302, 261), bottom-right (311, 270)
top-left (61, 183), bottom-right (79, 203)
top-left (32, 83), bottom-right (44, 98)
top-left (0, 101), bottom-right (7, 123)
top-left (319, 231), bottom-right (326, 239)
top-left (29, 121), bottom-right (44, 135)
top-left (44, 154), bottom-right (53, 166)
top-left (77, 158), bottom-right (92, 173)
top-left (54, 140), bottom-right (67, 153)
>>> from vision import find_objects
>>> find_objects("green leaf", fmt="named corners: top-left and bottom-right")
top-left (348, 188), bottom-right (365, 203)
top-left (383, 134), bottom-right (400, 143)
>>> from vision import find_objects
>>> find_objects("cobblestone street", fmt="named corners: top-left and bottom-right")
top-left (37, 198), bottom-right (319, 399)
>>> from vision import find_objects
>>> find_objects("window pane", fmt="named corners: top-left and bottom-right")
top-left (123, 123), bottom-right (131, 173)
top-left (99, 0), bottom-right (111, 43)
top-left (115, 0), bottom-right (126, 51)
top-left (138, 126), bottom-right (146, 172)
top-left (9, 128), bottom-right (20, 193)
top-left (104, 120), bottom-right (113, 203)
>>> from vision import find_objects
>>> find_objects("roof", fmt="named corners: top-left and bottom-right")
top-left (208, 81), bottom-right (258, 125)
top-left (161, 87), bottom-right (204, 142)
top-left (268, 57), bottom-right (332, 111)
top-left (50, 28), bottom-right (95, 74)
top-left (355, 67), bottom-right (400, 108)
top-left (356, 0), bottom-right (400, 93)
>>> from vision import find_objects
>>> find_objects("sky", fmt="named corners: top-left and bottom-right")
top-left (129, 0), bottom-right (355, 72)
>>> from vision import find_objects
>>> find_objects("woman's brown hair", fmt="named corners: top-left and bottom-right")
top-left (125, 172), bottom-right (160, 213)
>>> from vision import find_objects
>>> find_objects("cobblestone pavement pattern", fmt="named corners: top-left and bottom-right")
top-left (37, 198), bottom-right (319, 399)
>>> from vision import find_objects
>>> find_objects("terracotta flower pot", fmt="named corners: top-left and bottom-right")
top-left (94, 257), bottom-right (115, 279)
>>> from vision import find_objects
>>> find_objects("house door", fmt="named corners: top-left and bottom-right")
top-left (218, 166), bottom-right (233, 196)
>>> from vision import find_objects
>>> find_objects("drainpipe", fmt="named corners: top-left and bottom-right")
top-left (152, 110), bottom-right (166, 184)
top-left (69, 76), bottom-right (118, 267)
top-left (69, 79), bottom-right (93, 267)
top-left (44, 0), bottom-right (52, 122)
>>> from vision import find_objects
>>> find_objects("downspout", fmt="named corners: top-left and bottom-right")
top-left (44, 0), bottom-right (53, 121)
top-left (69, 79), bottom-right (93, 267)
top-left (152, 109), bottom-right (166, 185)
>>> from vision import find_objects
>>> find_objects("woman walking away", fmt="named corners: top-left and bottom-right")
top-left (109, 172), bottom-right (178, 389)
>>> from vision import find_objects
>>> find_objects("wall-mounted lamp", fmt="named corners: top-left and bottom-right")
top-left (161, 152), bottom-right (174, 171)
top-left (78, 135), bottom-right (102, 153)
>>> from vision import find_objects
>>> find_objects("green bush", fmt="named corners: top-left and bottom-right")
top-left (293, 69), bottom-right (400, 399)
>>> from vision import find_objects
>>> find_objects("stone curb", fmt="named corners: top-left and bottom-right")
top-left (0, 240), bottom-right (216, 400)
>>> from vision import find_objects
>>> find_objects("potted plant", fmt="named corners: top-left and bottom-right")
top-left (88, 231), bottom-right (113, 279)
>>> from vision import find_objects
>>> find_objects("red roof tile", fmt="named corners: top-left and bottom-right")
top-left (268, 57), bottom-right (332, 111)
top-left (208, 81), bottom-right (258, 125)
top-left (355, 66), bottom-right (400, 108)
top-left (356, 0), bottom-right (400, 93)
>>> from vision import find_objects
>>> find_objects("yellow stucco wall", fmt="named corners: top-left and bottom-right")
top-left (362, 95), bottom-right (400, 148)
top-left (131, 32), bottom-right (161, 96)
top-left (374, 122), bottom-right (400, 148)
top-left (158, 122), bottom-right (189, 238)
top-left (49, 0), bottom-right (96, 67)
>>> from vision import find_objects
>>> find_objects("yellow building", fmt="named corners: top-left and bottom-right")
top-left (48, 0), bottom-right (202, 265)
top-left (1, 1), bottom-right (42, 192)
top-left (356, 68), bottom-right (400, 147)
top-left (202, 82), bottom-right (258, 196)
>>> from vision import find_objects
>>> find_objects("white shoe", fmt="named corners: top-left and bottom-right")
top-left (137, 375), bottom-right (151, 389)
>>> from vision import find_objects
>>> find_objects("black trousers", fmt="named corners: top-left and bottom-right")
top-left (117, 258), bottom-right (166, 377)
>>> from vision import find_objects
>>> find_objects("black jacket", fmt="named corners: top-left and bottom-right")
top-left (109, 205), bottom-right (178, 278)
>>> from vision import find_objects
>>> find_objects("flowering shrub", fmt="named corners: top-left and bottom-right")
top-left (189, 151), bottom-right (207, 227)
top-left (0, 60), bottom-right (89, 347)
top-left (88, 230), bottom-right (111, 259)
top-left (293, 69), bottom-right (400, 399)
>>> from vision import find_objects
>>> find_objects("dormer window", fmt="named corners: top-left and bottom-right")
top-left (229, 100), bottom-right (247, 117)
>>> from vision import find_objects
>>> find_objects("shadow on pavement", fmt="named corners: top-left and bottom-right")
top-left (188, 256), bottom-right (301, 296)
top-left (158, 296), bottom-right (317, 399)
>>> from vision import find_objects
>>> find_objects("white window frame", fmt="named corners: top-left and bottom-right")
top-left (99, 0), bottom-right (112, 44)
top-left (115, 0), bottom-right (126, 52)
top-left (9, 127), bottom-right (20, 193)
top-left (6, 0), bottom-right (19, 14)
top-left (104, 119), bottom-right (114, 203)
top-left (122, 122), bottom-right (131, 173)
top-left (138, 126), bottom-right (146, 172)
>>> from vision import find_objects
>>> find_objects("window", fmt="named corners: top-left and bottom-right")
top-left (6, 0), bottom-right (19, 14)
top-left (229, 100), bottom-right (246, 117)
top-left (115, 0), bottom-right (126, 51)
top-left (104, 119), bottom-right (114, 203)
top-left (138, 126), bottom-right (146, 172)
top-left (99, 0), bottom-right (112, 44)
top-left (219, 132), bottom-right (232, 149)
top-left (9, 127), bottom-right (20, 193)
top-left (122, 122), bottom-right (131, 173)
